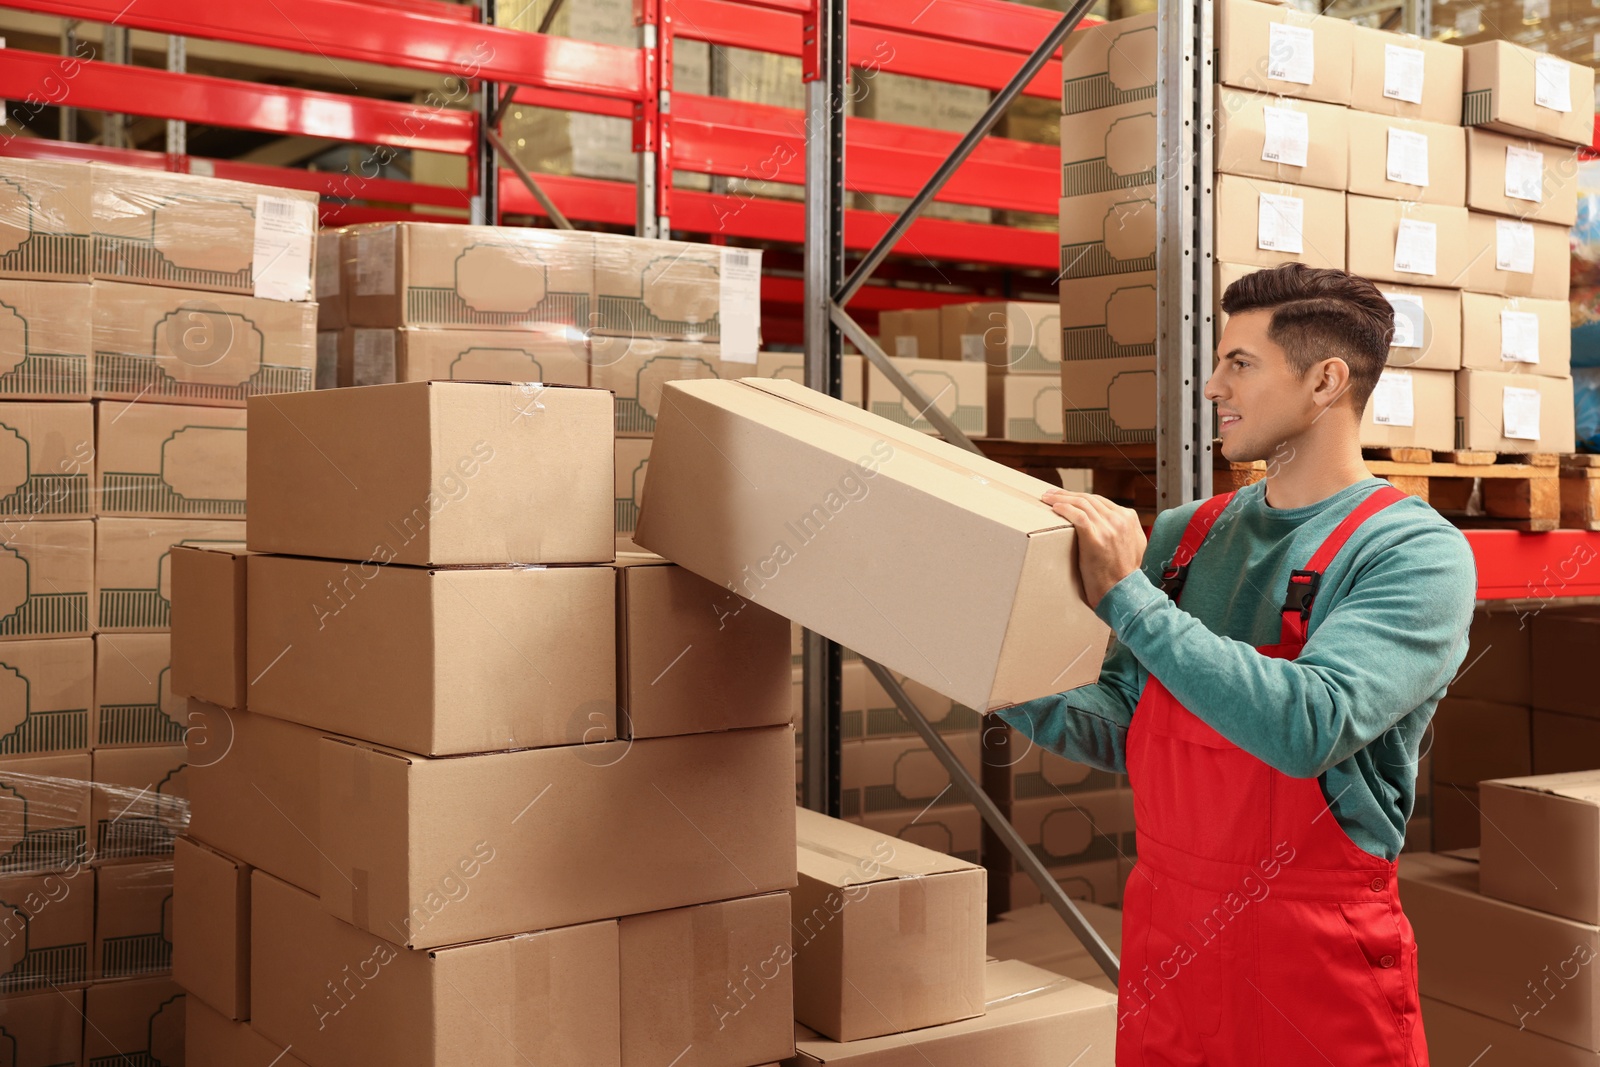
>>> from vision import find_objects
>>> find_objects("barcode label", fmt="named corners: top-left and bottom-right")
top-left (724, 250), bottom-right (752, 269)
top-left (260, 198), bottom-right (298, 220)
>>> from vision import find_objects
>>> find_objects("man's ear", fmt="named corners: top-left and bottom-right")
top-left (1310, 356), bottom-right (1354, 412)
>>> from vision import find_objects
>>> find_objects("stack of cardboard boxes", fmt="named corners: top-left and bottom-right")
top-left (1059, 2), bottom-right (1591, 453)
top-left (169, 380), bottom-right (798, 1067)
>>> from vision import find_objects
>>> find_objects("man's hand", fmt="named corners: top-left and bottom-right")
top-left (1043, 489), bottom-right (1147, 609)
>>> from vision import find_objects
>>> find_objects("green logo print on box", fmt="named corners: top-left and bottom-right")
top-left (0, 548), bottom-right (85, 639)
top-left (0, 422), bottom-right (88, 517)
top-left (870, 368), bottom-right (984, 434)
top-left (0, 663), bottom-right (86, 756)
top-left (0, 297), bottom-right (88, 398)
top-left (97, 306), bottom-right (310, 403)
top-left (100, 425), bottom-right (246, 517)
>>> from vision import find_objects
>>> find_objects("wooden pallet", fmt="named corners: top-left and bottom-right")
top-left (1364, 451), bottom-right (1561, 532)
top-left (1561, 454), bottom-right (1600, 531)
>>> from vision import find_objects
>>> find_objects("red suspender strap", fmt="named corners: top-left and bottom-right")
top-left (1279, 484), bottom-right (1409, 645)
top-left (1159, 492), bottom-right (1237, 602)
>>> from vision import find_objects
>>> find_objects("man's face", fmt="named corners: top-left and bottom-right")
top-left (1206, 309), bottom-right (1326, 463)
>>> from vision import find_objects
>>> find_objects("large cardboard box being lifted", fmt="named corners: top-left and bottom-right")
top-left (633, 378), bottom-right (1111, 712)
top-left (793, 808), bottom-right (985, 1041)
top-left (1480, 771), bottom-right (1600, 925)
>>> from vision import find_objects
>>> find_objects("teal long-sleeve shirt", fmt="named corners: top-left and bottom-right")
top-left (998, 477), bottom-right (1477, 861)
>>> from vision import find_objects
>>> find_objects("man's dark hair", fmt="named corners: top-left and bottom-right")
top-left (1219, 263), bottom-right (1395, 412)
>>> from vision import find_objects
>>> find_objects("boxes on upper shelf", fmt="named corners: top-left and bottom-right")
top-left (1348, 26), bottom-right (1464, 125)
top-left (83, 976), bottom-right (185, 1067)
top-left (0, 519), bottom-right (94, 640)
top-left (593, 235), bottom-right (761, 354)
top-left (1459, 293), bottom-right (1571, 376)
top-left (1363, 368), bottom-right (1457, 451)
top-left (90, 745), bottom-right (187, 863)
top-left (864, 357), bottom-right (988, 436)
top-left (95, 858), bottom-right (174, 979)
top-left (1061, 353), bottom-right (1156, 444)
top-left (940, 301), bottom-right (1061, 373)
top-left (0, 637), bottom-right (92, 757)
top-left (95, 402), bottom-right (247, 519)
top-left (756, 351), bottom-right (866, 406)
top-left (0, 278), bottom-right (92, 399)
top-left (589, 336), bottom-right (725, 436)
top-left (314, 329), bottom-right (337, 390)
top-left (1217, 0), bottom-right (1355, 106)
top-left (1059, 187), bottom-right (1157, 280)
top-left (95, 517), bottom-right (245, 633)
top-left (315, 227), bottom-right (345, 331)
top-left (1345, 113), bottom-right (1467, 206)
top-left (0, 157), bottom-right (92, 283)
top-left (0, 400), bottom-right (93, 518)
top-left (1060, 13), bottom-right (1155, 116)
top-left (992, 375), bottom-right (1065, 440)
top-left (94, 633), bottom-right (183, 749)
top-left (169, 545), bottom-right (247, 711)
top-left (1214, 89), bottom-right (1348, 190)
top-left (1455, 369), bottom-right (1576, 452)
top-left (1214, 175), bottom-right (1346, 270)
top-left (92, 280), bottom-right (318, 405)
top-left (614, 437), bottom-right (650, 535)
top-left (1058, 101), bottom-right (1156, 197)
top-left (1375, 282), bottom-right (1462, 370)
top-left (92, 163), bottom-right (317, 300)
top-left (337, 324), bottom-right (589, 388)
top-left (1061, 272), bottom-right (1155, 364)
top-left (1465, 128), bottom-right (1580, 226)
top-left (172, 835), bottom-right (249, 1020)
top-left (1461, 40), bottom-right (1596, 148)
top-left (878, 308), bottom-right (941, 360)
top-left (1343, 196), bottom-right (1468, 287)
top-left (1462, 212), bottom-right (1570, 300)
top-left (0, 862), bottom-right (93, 990)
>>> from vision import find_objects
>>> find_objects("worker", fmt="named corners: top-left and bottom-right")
top-left (1000, 263), bottom-right (1475, 1066)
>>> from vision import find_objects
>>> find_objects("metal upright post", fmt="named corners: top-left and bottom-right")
top-left (799, 0), bottom-right (846, 816)
top-left (165, 35), bottom-right (186, 157)
top-left (635, 0), bottom-right (661, 237)
top-left (58, 20), bottom-right (78, 142)
top-left (475, 0), bottom-right (500, 225)
top-left (1155, 0), bottom-right (1214, 509)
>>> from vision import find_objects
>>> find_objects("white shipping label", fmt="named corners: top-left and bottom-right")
top-left (1503, 385), bottom-right (1542, 440)
top-left (1524, 0), bottom-right (1551, 18)
top-left (1455, 6), bottom-right (1481, 33)
top-left (1257, 193), bottom-right (1305, 254)
top-left (960, 334), bottom-right (985, 362)
top-left (1372, 370), bottom-right (1415, 427)
top-left (718, 246), bottom-right (763, 362)
top-left (895, 335), bottom-right (918, 358)
top-left (1386, 128), bottom-right (1430, 187)
top-left (1496, 218), bottom-right (1536, 274)
top-left (353, 329), bottom-right (396, 387)
top-left (1504, 145), bottom-right (1545, 203)
top-left (1393, 219), bottom-right (1438, 277)
top-left (1535, 55), bottom-right (1572, 112)
top-left (1385, 294), bottom-right (1425, 349)
top-left (1267, 23), bottom-right (1316, 85)
top-left (1261, 106), bottom-right (1310, 168)
top-left (315, 234), bottom-right (340, 299)
top-left (252, 195), bottom-right (316, 302)
top-left (355, 228), bottom-right (396, 296)
top-left (1383, 44), bottom-right (1426, 104)
top-left (1500, 309), bottom-right (1541, 363)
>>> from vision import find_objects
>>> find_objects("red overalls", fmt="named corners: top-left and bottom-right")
top-left (1116, 485), bottom-right (1428, 1067)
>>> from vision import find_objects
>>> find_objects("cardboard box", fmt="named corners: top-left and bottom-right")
top-left (94, 632), bottom-right (183, 749)
top-left (1058, 188), bottom-right (1157, 279)
top-left (0, 637), bottom-right (92, 756)
top-left (0, 401), bottom-right (93, 518)
top-left (1432, 783), bottom-right (1481, 849)
top-left (318, 725), bottom-right (796, 948)
top-left (789, 959), bottom-right (1116, 1066)
top-left (343, 221), bottom-right (593, 330)
top-left (615, 552), bottom-right (789, 740)
top-left (0, 278), bottom-right (92, 399)
top-left (247, 553), bottom-right (615, 755)
top-left (635, 379), bottom-right (1112, 712)
top-left (0, 752), bottom-right (90, 873)
top-left (593, 234), bottom-right (760, 348)
top-left (986, 898), bottom-right (1122, 978)
top-left (1345, 112), bottom-right (1467, 206)
top-left (90, 745), bottom-right (187, 863)
top-left (169, 545), bottom-right (247, 710)
top-left (0, 157), bottom-right (92, 282)
top-left (620, 892), bottom-right (794, 1067)
top-left (253, 870), bottom-right (621, 1067)
top-left (841, 734), bottom-right (983, 819)
top-left (315, 329), bottom-right (337, 390)
top-left (991, 374), bottom-right (1064, 441)
top-left (1433, 697), bottom-right (1532, 785)
top-left (614, 436), bottom-right (650, 534)
top-left (878, 309), bottom-right (940, 361)
top-left (1532, 614), bottom-right (1600, 717)
top-left (184, 702), bottom-right (324, 893)
top-left (0, 987), bottom-right (85, 1065)
top-left (1460, 292), bottom-right (1571, 377)
top-left (188, 996), bottom-right (311, 1067)
top-left (92, 279), bottom-right (318, 405)
top-left (840, 659), bottom-right (984, 742)
top-left (1060, 272), bottom-right (1155, 364)
top-left (391, 325), bottom-right (589, 385)
top-left (94, 858), bottom-right (174, 979)
top-left (84, 977), bottom-right (186, 1064)
top-left (96, 517), bottom-right (245, 633)
top-left (1455, 369), bottom-right (1576, 453)
top-left (1008, 858), bottom-right (1128, 910)
top-left (1533, 710), bottom-right (1600, 776)
top-left (1061, 353), bottom-right (1155, 444)
top-left (1214, 89), bottom-right (1348, 190)
top-left (0, 863), bottom-right (94, 991)
top-left (1465, 128), bottom-right (1581, 225)
top-left (1402, 850), bottom-right (1600, 1049)
top-left (1005, 742), bottom-right (1125, 801)
top-left (1217, 0), bottom-right (1354, 105)
top-left (0, 519), bottom-right (92, 640)
top-left (95, 400), bottom-right (246, 519)
top-left (315, 227), bottom-right (346, 331)
top-left (1348, 26), bottom-right (1464, 125)
top-left (1214, 175), bottom-right (1346, 270)
top-left (1344, 195), bottom-right (1469, 287)
top-left (940, 301), bottom-right (1061, 373)
top-left (172, 835), bottom-right (249, 1020)
top-left (590, 336), bottom-right (726, 436)
top-left (1012, 790), bottom-right (1136, 869)
top-left (1463, 609), bottom-right (1531, 705)
top-left (1462, 211), bottom-right (1571, 300)
top-left (756, 351), bottom-right (866, 406)
top-left (853, 805), bottom-right (982, 864)
top-left (93, 162), bottom-right (317, 300)
top-left (1060, 13), bottom-right (1155, 116)
top-left (1359, 367), bottom-right (1456, 451)
top-left (1371, 282), bottom-right (1462, 370)
top-left (793, 808), bottom-right (985, 1041)
top-left (1462, 41), bottom-right (1596, 147)
top-left (1059, 101), bottom-right (1156, 197)
top-left (1480, 772), bottom-right (1600, 925)
top-left (1423, 997), bottom-right (1600, 1067)
top-left (247, 381), bottom-right (614, 566)
top-left (865, 357), bottom-right (988, 436)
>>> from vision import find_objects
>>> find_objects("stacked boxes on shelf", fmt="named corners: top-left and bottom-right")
top-left (169, 380), bottom-right (798, 1067)
top-left (870, 307), bottom-right (991, 437)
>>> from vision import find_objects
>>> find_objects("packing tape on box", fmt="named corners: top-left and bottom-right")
top-left (692, 901), bottom-right (732, 1044)
top-left (983, 975), bottom-right (1078, 1010)
top-left (894, 878), bottom-right (926, 936)
top-left (796, 835), bottom-right (930, 881)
